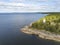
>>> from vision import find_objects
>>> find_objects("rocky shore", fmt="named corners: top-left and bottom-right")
top-left (21, 25), bottom-right (60, 42)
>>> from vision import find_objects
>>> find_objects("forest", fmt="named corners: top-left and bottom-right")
top-left (31, 13), bottom-right (60, 34)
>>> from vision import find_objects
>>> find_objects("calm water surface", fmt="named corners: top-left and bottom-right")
top-left (0, 13), bottom-right (60, 45)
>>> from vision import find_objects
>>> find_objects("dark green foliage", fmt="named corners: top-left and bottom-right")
top-left (31, 13), bottom-right (60, 34)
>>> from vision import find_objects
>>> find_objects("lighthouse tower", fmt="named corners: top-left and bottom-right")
top-left (43, 19), bottom-right (46, 23)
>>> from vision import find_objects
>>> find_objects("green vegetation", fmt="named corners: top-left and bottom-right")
top-left (31, 13), bottom-right (60, 34)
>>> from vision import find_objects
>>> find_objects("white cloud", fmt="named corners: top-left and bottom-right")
top-left (0, 0), bottom-right (60, 12)
top-left (10, 0), bottom-right (48, 3)
top-left (0, 2), bottom-right (43, 12)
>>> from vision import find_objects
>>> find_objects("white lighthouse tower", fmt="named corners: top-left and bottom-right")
top-left (43, 18), bottom-right (46, 23)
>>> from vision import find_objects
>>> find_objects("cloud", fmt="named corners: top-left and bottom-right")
top-left (0, 2), bottom-right (43, 12)
top-left (0, 0), bottom-right (60, 12)
top-left (10, 0), bottom-right (48, 2)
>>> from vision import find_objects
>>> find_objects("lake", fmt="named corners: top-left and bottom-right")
top-left (0, 13), bottom-right (60, 45)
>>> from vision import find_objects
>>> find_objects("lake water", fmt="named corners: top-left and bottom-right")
top-left (0, 13), bottom-right (60, 45)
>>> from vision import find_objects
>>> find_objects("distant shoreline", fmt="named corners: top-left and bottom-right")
top-left (21, 25), bottom-right (60, 42)
top-left (0, 12), bottom-right (60, 14)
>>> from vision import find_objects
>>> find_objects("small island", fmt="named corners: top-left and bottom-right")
top-left (21, 13), bottom-right (60, 42)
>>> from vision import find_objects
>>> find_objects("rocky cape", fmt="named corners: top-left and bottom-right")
top-left (21, 24), bottom-right (60, 42)
top-left (21, 13), bottom-right (60, 42)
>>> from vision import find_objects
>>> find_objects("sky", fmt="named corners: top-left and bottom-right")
top-left (0, 0), bottom-right (60, 12)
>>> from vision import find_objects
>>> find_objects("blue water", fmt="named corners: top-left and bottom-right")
top-left (0, 13), bottom-right (60, 45)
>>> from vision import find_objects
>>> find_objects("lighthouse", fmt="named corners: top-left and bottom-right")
top-left (43, 19), bottom-right (46, 23)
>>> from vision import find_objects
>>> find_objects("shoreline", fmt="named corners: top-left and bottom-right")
top-left (21, 25), bottom-right (60, 42)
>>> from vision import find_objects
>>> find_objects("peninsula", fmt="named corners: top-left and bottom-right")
top-left (21, 13), bottom-right (60, 42)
